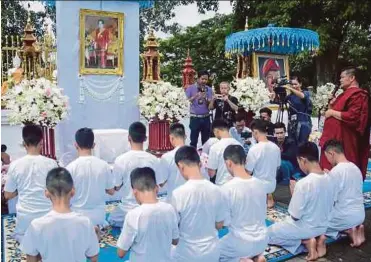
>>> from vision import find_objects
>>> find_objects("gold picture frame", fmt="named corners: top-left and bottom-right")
top-left (251, 52), bottom-right (289, 82)
top-left (79, 9), bottom-right (124, 75)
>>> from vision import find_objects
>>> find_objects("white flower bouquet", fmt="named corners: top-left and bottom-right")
top-left (230, 77), bottom-right (270, 113)
top-left (308, 130), bottom-right (322, 146)
top-left (3, 78), bottom-right (69, 127)
top-left (313, 83), bottom-right (343, 114)
top-left (138, 81), bottom-right (189, 121)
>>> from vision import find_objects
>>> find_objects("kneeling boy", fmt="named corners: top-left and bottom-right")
top-left (268, 142), bottom-right (335, 261)
top-left (4, 125), bottom-right (58, 242)
top-left (20, 167), bottom-right (99, 262)
top-left (117, 167), bottom-right (179, 261)
top-left (220, 145), bottom-right (267, 262)
top-left (323, 139), bottom-right (365, 247)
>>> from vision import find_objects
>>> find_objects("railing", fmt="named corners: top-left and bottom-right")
top-left (1, 35), bottom-right (57, 84)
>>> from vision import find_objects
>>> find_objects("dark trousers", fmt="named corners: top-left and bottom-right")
top-left (189, 116), bottom-right (211, 148)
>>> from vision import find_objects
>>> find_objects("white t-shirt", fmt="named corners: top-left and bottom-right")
top-left (117, 202), bottom-right (179, 262)
top-left (171, 179), bottom-right (226, 262)
top-left (329, 162), bottom-right (364, 215)
top-left (221, 177), bottom-right (267, 241)
top-left (159, 146), bottom-right (186, 201)
top-left (289, 173), bottom-right (334, 229)
top-left (20, 210), bottom-right (99, 262)
top-left (207, 137), bottom-right (241, 185)
top-left (4, 155), bottom-right (58, 235)
top-left (66, 156), bottom-right (114, 225)
top-left (246, 141), bottom-right (281, 193)
top-left (113, 150), bottom-right (162, 212)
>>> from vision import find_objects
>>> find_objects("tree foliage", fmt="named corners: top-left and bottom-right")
top-left (139, 0), bottom-right (219, 36)
top-left (229, 0), bottom-right (371, 86)
top-left (1, 1), bottom-right (56, 45)
top-left (158, 14), bottom-right (236, 87)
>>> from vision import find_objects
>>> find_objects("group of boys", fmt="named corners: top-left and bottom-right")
top-left (3, 118), bottom-right (366, 262)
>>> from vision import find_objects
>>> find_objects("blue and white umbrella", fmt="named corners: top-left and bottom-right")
top-left (225, 23), bottom-right (320, 57)
top-left (42, 0), bottom-right (154, 9)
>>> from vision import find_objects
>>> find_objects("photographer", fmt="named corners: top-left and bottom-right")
top-left (229, 114), bottom-right (255, 154)
top-left (209, 82), bottom-right (239, 128)
top-left (284, 76), bottom-right (312, 145)
top-left (185, 70), bottom-right (214, 148)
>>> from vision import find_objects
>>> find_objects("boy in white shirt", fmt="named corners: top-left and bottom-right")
top-left (207, 119), bottom-right (240, 185)
top-left (268, 142), bottom-right (335, 261)
top-left (159, 123), bottom-right (186, 201)
top-left (220, 145), bottom-right (267, 262)
top-left (117, 167), bottom-right (179, 261)
top-left (20, 167), bottom-right (99, 262)
top-left (66, 128), bottom-right (115, 227)
top-left (172, 146), bottom-right (226, 262)
top-left (246, 119), bottom-right (281, 208)
top-left (108, 122), bottom-right (163, 227)
top-left (4, 125), bottom-right (58, 242)
top-left (323, 139), bottom-right (365, 247)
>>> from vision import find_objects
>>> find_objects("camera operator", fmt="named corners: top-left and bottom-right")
top-left (209, 82), bottom-right (239, 128)
top-left (229, 113), bottom-right (256, 154)
top-left (284, 76), bottom-right (312, 145)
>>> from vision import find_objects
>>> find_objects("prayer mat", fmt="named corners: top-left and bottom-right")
top-left (3, 193), bottom-right (371, 262)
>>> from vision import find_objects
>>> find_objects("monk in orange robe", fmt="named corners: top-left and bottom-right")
top-left (319, 67), bottom-right (370, 179)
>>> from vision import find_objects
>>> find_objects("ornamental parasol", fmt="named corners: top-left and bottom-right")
top-left (42, 0), bottom-right (154, 9)
top-left (225, 23), bottom-right (320, 57)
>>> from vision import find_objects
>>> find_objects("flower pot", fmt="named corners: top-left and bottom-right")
top-left (147, 119), bottom-right (173, 156)
top-left (41, 126), bottom-right (56, 160)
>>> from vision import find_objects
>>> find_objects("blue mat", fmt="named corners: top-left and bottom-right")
top-left (2, 177), bottom-right (371, 262)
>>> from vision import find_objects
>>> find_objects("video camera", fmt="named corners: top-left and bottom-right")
top-left (240, 131), bottom-right (252, 139)
top-left (272, 76), bottom-right (293, 103)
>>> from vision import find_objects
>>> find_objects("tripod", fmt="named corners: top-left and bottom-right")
top-left (275, 96), bottom-right (288, 123)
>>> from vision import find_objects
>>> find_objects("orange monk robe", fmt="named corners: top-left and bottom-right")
top-left (319, 87), bottom-right (370, 179)
top-left (1, 68), bottom-right (24, 96)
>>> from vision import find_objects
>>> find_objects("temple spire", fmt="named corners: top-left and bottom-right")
top-left (244, 16), bottom-right (249, 31)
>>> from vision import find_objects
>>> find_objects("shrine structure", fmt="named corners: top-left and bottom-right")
top-left (182, 49), bottom-right (196, 88)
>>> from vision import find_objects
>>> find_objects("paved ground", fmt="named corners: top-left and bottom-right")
top-left (274, 184), bottom-right (371, 261)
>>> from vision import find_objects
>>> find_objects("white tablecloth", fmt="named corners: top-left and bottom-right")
top-left (93, 129), bottom-right (130, 164)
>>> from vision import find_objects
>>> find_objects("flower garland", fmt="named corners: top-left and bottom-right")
top-left (138, 81), bottom-right (189, 121)
top-left (230, 77), bottom-right (270, 113)
top-left (2, 78), bottom-right (69, 127)
top-left (78, 76), bottom-right (125, 104)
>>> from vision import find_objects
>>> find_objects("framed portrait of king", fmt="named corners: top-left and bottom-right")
top-left (79, 9), bottom-right (124, 75)
top-left (251, 52), bottom-right (289, 93)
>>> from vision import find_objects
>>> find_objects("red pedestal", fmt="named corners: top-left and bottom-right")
top-left (41, 126), bottom-right (56, 160)
top-left (147, 120), bottom-right (173, 157)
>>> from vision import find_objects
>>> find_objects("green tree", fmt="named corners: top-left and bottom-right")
top-left (1, 1), bottom-right (56, 43)
top-left (229, 0), bottom-right (371, 86)
top-left (158, 14), bottom-right (236, 87)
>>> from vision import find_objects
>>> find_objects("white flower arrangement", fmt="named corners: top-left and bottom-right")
top-left (313, 83), bottom-right (343, 114)
top-left (138, 81), bottom-right (189, 121)
top-left (308, 130), bottom-right (322, 146)
top-left (230, 77), bottom-right (270, 113)
top-left (3, 78), bottom-right (69, 127)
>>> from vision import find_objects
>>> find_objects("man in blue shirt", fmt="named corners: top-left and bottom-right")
top-left (185, 70), bottom-right (213, 148)
top-left (229, 114), bottom-right (255, 154)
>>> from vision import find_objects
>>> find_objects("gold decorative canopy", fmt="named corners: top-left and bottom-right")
top-left (140, 29), bottom-right (161, 83)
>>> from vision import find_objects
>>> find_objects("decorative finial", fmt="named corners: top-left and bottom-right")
top-left (187, 48), bottom-right (190, 57)
top-left (244, 16), bottom-right (249, 31)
